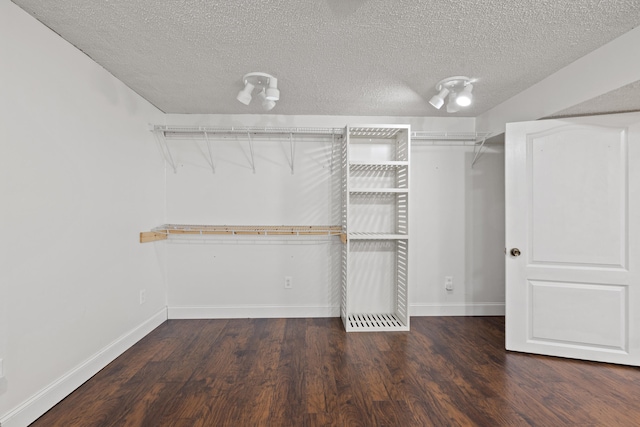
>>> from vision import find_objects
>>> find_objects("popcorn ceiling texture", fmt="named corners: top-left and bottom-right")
top-left (11, 0), bottom-right (640, 116)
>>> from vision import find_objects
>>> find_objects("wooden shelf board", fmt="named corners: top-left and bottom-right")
top-left (139, 232), bottom-right (168, 243)
top-left (140, 224), bottom-right (345, 243)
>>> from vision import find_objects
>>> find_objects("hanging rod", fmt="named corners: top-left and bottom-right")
top-left (150, 125), bottom-right (344, 137)
top-left (149, 125), bottom-right (491, 143)
top-left (411, 131), bottom-right (492, 142)
top-left (149, 125), bottom-right (497, 169)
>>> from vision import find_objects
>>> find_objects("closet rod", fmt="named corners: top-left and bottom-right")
top-left (411, 131), bottom-right (492, 142)
top-left (150, 125), bottom-right (491, 143)
top-left (150, 124), bottom-right (344, 137)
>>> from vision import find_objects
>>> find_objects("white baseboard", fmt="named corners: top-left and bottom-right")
top-left (169, 305), bottom-right (340, 319)
top-left (168, 303), bottom-right (504, 319)
top-left (0, 308), bottom-right (167, 427)
top-left (410, 302), bottom-right (505, 316)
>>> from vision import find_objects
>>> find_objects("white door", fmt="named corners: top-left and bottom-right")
top-left (505, 112), bottom-right (640, 365)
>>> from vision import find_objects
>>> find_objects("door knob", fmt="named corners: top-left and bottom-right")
top-left (510, 248), bottom-right (521, 257)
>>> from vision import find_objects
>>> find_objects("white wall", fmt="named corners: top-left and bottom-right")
top-left (163, 114), bottom-right (505, 318)
top-left (0, 2), bottom-right (166, 425)
top-left (163, 131), bottom-right (342, 317)
top-left (410, 144), bottom-right (505, 315)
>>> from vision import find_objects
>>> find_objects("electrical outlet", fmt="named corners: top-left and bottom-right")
top-left (139, 289), bottom-right (146, 305)
top-left (445, 276), bottom-right (454, 291)
top-left (0, 358), bottom-right (4, 378)
top-left (284, 276), bottom-right (293, 289)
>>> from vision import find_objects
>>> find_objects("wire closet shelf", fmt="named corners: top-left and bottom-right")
top-left (150, 125), bottom-right (492, 173)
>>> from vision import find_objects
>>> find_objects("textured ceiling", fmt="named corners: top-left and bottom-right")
top-left (11, 0), bottom-right (640, 116)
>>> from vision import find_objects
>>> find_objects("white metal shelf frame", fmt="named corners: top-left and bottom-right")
top-left (342, 124), bottom-right (411, 332)
top-left (345, 239), bottom-right (409, 332)
top-left (349, 162), bottom-right (408, 191)
top-left (349, 188), bottom-right (409, 194)
top-left (350, 161), bottom-right (409, 170)
top-left (348, 232), bottom-right (409, 240)
top-left (347, 193), bottom-right (409, 236)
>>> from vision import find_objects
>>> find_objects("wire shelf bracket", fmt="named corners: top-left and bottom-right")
top-left (246, 132), bottom-right (256, 173)
top-left (471, 134), bottom-right (489, 168)
top-left (153, 128), bottom-right (177, 174)
top-left (203, 131), bottom-right (216, 174)
top-left (288, 133), bottom-right (295, 175)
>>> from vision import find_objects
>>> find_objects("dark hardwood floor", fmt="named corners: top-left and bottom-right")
top-left (31, 317), bottom-right (640, 426)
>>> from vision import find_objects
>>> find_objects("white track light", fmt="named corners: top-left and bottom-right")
top-left (429, 87), bottom-right (450, 109)
top-left (236, 72), bottom-right (280, 110)
top-left (265, 77), bottom-right (280, 101)
top-left (455, 83), bottom-right (473, 107)
top-left (236, 82), bottom-right (254, 105)
top-left (446, 93), bottom-right (461, 113)
top-left (258, 89), bottom-right (276, 111)
top-left (429, 76), bottom-right (475, 113)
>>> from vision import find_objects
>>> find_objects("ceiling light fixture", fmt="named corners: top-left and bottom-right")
top-left (265, 77), bottom-right (280, 101)
top-left (236, 72), bottom-right (280, 110)
top-left (236, 82), bottom-right (254, 106)
top-left (428, 87), bottom-right (450, 110)
top-left (455, 83), bottom-right (473, 107)
top-left (257, 88), bottom-right (276, 111)
top-left (429, 76), bottom-right (475, 112)
top-left (446, 92), bottom-right (461, 113)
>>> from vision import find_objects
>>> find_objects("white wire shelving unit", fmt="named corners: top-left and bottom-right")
top-left (341, 125), bottom-right (411, 332)
top-left (149, 125), bottom-right (494, 173)
top-left (150, 125), bottom-right (343, 174)
top-left (411, 131), bottom-right (495, 167)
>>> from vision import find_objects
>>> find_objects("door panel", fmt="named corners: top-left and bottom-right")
top-left (529, 280), bottom-right (627, 351)
top-left (528, 126), bottom-right (627, 267)
top-left (506, 112), bottom-right (639, 365)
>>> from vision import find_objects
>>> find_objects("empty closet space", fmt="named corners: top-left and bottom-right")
top-left (147, 124), bottom-right (506, 324)
top-left (156, 128), bottom-right (344, 318)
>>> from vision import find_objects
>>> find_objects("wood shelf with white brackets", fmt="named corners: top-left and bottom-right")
top-left (140, 224), bottom-right (347, 243)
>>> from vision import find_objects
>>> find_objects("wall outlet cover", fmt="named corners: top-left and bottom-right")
top-left (445, 276), bottom-right (454, 291)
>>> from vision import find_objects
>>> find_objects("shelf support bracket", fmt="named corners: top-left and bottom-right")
top-left (246, 132), bottom-right (256, 173)
top-left (471, 134), bottom-right (488, 168)
top-left (203, 131), bottom-right (216, 174)
top-left (289, 133), bottom-right (295, 174)
top-left (154, 130), bottom-right (177, 173)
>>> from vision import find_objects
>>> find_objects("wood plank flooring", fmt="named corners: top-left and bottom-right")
top-left (31, 317), bottom-right (640, 426)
